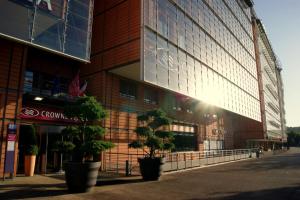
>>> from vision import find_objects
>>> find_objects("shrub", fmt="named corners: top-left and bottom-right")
top-left (61, 96), bottom-right (114, 162)
top-left (129, 109), bottom-right (174, 158)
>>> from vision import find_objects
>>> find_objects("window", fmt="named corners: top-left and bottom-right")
top-left (144, 29), bottom-right (157, 84)
top-left (144, 0), bottom-right (157, 30)
top-left (0, 0), bottom-right (93, 60)
top-left (23, 70), bottom-right (69, 96)
top-left (119, 80), bottom-right (137, 100)
top-left (144, 88), bottom-right (158, 104)
top-left (173, 132), bottom-right (197, 152)
top-left (157, 36), bottom-right (168, 87)
top-left (24, 71), bottom-right (34, 93)
top-left (157, 0), bottom-right (168, 37)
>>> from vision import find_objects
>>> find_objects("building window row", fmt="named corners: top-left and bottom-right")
top-left (204, 0), bottom-right (254, 52)
top-left (144, 28), bottom-right (261, 121)
top-left (119, 80), bottom-right (201, 114)
top-left (144, 0), bottom-right (257, 77)
top-left (143, 0), bottom-right (261, 121)
top-left (144, 27), bottom-right (259, 99)
top-left (119, 79), bottom-right (159, 105)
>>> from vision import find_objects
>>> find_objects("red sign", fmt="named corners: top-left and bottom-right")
top-left (20, 106), bottom-right (78, 123)
top-left (7, 134), bottom-right (16, 141)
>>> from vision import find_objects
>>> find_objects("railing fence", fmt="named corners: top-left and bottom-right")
top-left (103, 148), bottom-right (257, 176)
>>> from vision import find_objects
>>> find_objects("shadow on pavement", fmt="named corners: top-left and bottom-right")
top-left (220, 185), bottom-right (300, 200)
top-left (96, 177), bottom-right (144, 186)
top-left (186, 184), bottom-right (300, 200)
top-left (0, 183), bottom-right (67, 200)
top-left (0, 175), bottom-right (144, 199)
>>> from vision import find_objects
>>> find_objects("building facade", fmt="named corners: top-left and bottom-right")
top-left (83, 0), bottom-right (264, 172)
top-left (0, 0), bottom-right (286, 177)
top-left (253, 18), bottom-right (287, 146)
top-left (0, 0), bottom-right (94, 177)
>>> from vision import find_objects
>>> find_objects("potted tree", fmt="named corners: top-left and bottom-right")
top-left (129, 109), bottom-right (174, 181)
top-left (23, 125), bottom-right (39, 176)
top-left (62, 96), bottom-right (114, 193)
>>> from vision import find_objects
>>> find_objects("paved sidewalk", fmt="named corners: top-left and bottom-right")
top-left (0, 148), bottom-right (298, 200)
top-left (0, 173), bottom-right (143, 200)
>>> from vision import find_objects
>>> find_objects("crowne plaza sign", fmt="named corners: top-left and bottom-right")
top-left (20, 106), bottom-right (78, 123)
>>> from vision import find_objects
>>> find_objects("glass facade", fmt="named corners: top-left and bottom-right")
top-left (0, 0), bottom-right (93, 61)
top-left (258, 35), bottom-right (283, 138)
top-left (142, 0), bottom-right (261, 121)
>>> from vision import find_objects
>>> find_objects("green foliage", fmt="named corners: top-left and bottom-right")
top-left (287, 127), bottom-right (300, 133)
top-left (163, 142), bottom-right (175, 150)
top-left (61, 127), bottom-right (80, 140)
top-left (64, 96), bottom-right (107, 122)
top-left (81, 141), bottom-right (115, 156)
top-left (287, 130), bottom-right (300, 146)
top-left (53, 141), bottom-right (75, 154)
top-left (21, 125), bottom-right (39, 155)
top-left (22, 125), bottom-right (37, 145)
top-left (25, 145), bottom-right (39, 155)
top-left (84, 126), bottom-right (105, 139)
top-left (128, 141), bottom-right (143, 148)
top-left (135, 127), bottom-right (152, 137)
top-left (129, 109), bottom-right (174, 158)
top-left (61, 96), bottom-right (114, 162)
top-left (155, 130), bottom-right (174, 139)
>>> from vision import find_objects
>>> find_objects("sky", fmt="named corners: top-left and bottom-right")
top-left (253, 0), bottom-right (300, 127)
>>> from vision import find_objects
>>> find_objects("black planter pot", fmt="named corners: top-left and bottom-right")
top-left (138, 157), bottom-right (164, 181)
top-left (65, 161), bottom-right (101, 193)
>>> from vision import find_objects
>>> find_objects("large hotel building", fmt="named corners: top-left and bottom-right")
top-left (0, 0), bottom-right (286, 177)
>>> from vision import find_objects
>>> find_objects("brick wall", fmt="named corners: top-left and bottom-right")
top-left (0, 38), bottom-right (27, 177)
top-left (81, 0), bottom-right (141, 78)
top-left (232, 114), bottom-right (264, 148)
top-left (90, 72), bottom-right (231, 171)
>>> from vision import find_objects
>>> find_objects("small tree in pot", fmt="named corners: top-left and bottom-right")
top-left (62, 96), bottom-right (114, 193)
top-left (129, 109), bottom-right (174, 180)
top-left (22, 125), bottom-right (39, 176)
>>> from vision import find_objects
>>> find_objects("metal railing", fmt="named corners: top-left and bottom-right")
top-left (103, 149), bottom-right (257, 176)
top-left (161, 149), bottom-right (256, 172)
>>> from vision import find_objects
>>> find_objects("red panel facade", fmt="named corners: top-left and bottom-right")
top-left (0, 38), bottom-right (27, 177)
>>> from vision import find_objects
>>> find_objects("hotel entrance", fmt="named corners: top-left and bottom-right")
top-left (17, 100), bottom-right (78, 175)
top-left (17, 124), bottom-right (66, 174)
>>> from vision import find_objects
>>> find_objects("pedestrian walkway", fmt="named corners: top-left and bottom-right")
top-left (0, 148), bottom-right (296, 200)
top-left (0, 173), bottom-right (143, 200)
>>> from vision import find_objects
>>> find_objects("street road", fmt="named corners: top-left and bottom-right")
top-left (1, 148), bottom-right (300, 200)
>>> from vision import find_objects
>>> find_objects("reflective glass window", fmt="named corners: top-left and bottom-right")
top-left (169, 43), bottom-right (179, 91)
top-left (0, 0), bottom-right (93, 61)
top-left (157, 36), bottom-right (168, 87)
top-left (120, 80), bottom-right (138, 100)
top-left (144, 29), bottom-right (157, 84)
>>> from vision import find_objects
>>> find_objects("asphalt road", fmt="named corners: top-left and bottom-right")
top-left (1, 148), bottom-right (300, 200)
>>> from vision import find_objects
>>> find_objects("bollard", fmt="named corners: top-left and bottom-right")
top-left (125, 160), bottom-right (130, 176)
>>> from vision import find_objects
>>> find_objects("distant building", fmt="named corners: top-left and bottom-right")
top-left (252, 17), bottom-right (287, 148)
